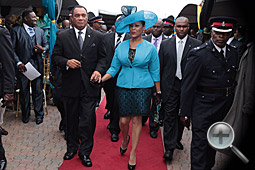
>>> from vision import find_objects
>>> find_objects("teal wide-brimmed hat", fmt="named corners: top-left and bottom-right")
top-left (115, 6), bottom-right (158, 33)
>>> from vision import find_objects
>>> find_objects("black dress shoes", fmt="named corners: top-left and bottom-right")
top-left (128, 163), bottom-right (136, 170)
top-left (111, 133), bottom-right (119, 142)
top-left (163, 150), bottom-right (173, 161)
top-left (176, 141), bottom-right (184, 150)
top-left (59, 120), bottom-right (64, 131)
top-left (104, 110), bottom-right (111, 119)
top-left (0, 126), bottom-right (8, 136)
top-left (79, 155), bottom-right (92, 167)
top-left (0, 158), bottom-right (6, 170)
top-left (36, 118), bottom-right (43, 125)
top-left (120, 135), bottom-right (130, 155)
top-left (150, 130), bottom-right (158, 138)
top-left (63, 152), bottom-right (76, 160)
top-left (22, 117), bottom-right (29, 124)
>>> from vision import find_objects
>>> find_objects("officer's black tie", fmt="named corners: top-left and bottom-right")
top-left (220, 49), bottom-right (225, 58)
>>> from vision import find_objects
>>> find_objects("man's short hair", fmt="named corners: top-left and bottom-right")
top-left (72, 5), bottom-right (87, 15)
top-left (22, 9), bottom-right (34, 19)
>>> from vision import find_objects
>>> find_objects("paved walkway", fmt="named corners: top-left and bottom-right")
top-left (2, 92), bottom-right (230, 170)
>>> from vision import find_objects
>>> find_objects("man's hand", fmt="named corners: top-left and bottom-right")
top-left (2, 93), bottom-right (14, 107)
top-left (66, 59), bottom-right (81, 69)
top-left (90, 71), bottom-right (102, 83)
top-left (180, 116), bottom-right (190, 130)
top-left (18, 63), bottom-right (27, 72)
top-left (34, 43), bottom-right (45, 53)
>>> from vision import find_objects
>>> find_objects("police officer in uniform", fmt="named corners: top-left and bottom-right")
top-left (179, 17), bottom-right (239, 170)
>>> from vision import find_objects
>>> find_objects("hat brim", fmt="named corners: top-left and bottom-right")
top-left (212, 27), bottom-right (232, 33)
top-left (93, 20), bottom-right (105, 24)
top-left (115, 10), bottom-right (158, 33)
top-left (163, 24), bottom-right (173, 27)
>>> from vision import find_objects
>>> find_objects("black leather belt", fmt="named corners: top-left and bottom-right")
top-left (197, 86), bottom-right (235, 96)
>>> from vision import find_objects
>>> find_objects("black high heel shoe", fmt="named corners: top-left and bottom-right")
top-left (128, 163), bottom-right (136, 170)
top-left (120, 135), bottom-right (130, 155)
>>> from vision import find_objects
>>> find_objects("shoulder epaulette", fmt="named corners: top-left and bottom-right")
top-left (193, 42), bottom-right (208, 51)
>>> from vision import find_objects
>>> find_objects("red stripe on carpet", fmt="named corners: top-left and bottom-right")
top-left (59, 97), bottom-right (166, 170)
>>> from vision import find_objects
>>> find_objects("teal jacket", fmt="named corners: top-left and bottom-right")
top-left (107, 40), bottom-right (160, 89)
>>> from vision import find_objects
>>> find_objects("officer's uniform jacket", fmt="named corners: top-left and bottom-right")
top-left (179, 39), bottom-right (239, 122)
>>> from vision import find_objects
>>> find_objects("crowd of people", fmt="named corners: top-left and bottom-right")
top-left (0, 3), bottom-right (254, 170)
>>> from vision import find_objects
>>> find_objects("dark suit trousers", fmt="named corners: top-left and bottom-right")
top-left (0, 134), bottom-right (5, 160)
top-left (142, 94), bottom-right (159, 132)
top-left (63, 85), bottom-right (97, 156)
top-left (103, 77), bottom-right (120, 135)
top-left (52, 69), bottom-right (66, 132)
top-left (18, 73), bottom-right (44, 120)
top-left (191, 94), bottom-right (234, 170)
top-left (52, 86), bottom-right (65, 130)
top-left (163, 78), bottom-right (184, 150)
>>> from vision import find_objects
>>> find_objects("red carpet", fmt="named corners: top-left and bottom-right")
top-left (59, 97), bottom-right (167, 170)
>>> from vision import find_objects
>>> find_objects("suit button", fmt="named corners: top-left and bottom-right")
top-left (202, 95), bottom-right (205, 99)
top-left (130, 66), bottom-right (132, 68)
top-left (212, 70), bottom-right (215, 74)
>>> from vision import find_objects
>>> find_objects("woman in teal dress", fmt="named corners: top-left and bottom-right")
top-left (101, 9), bottom-right (160, 170)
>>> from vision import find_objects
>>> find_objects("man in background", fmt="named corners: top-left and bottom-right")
top-left (12, 9), bottom-right (49, 124)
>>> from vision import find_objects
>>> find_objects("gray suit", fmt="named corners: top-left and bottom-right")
top-left (12, 25), bottom-right (49, 122)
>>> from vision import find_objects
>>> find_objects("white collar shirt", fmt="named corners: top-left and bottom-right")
top-left (74, 26), bottom-right (87, 41)
top-left (212, 38), bottom-right (227, 57)
top-left (176, 35), bottom-right (188, 54)
top-left (23, 23), bottom-right (33, 35)
top-left (115, 33), bottom-right (126, 46)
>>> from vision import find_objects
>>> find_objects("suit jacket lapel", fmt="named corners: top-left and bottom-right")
top-left (34, 27), bottom-right (40, 44)
top-left (181, 36), bottom-right (192, 62)
top-left (69, 28), bottom-right (80, 51)
top-left (171, 36), bottom-right (177, 63)
top-left (82, 27), bottom-right (93, 52)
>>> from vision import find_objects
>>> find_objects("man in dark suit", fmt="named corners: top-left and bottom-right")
top-left (179, 17), bottom-right (238, 169)
top-left (12, 9), bottom-right (49, 124)
top-left (103, 19), bottom-right (131, 142)
top-left (52, 5), bottom-right (107, 167)
top-left (160, 16), bottom-right (201, 161)
top-left (0, 26), bottom-right (15, 170)
top-left (142, 19), bottom-right (166, 138)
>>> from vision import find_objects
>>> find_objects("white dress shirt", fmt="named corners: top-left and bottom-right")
top-left (176, 35), bottom-right (188, 56)
top-left (115, 33), bottom-right (126, 46)
top-left (73, 26), bottom-right (87, 42)
top-left (23, 23), bottom-right (33, 36)
top-left (175, 35), bottom-right (188, 79)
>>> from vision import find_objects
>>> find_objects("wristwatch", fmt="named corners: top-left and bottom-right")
top-left (156, 91), bottom-right (161, 95)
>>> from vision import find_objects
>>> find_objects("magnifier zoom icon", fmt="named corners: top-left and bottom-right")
top-left (207, 122), bottom-right (249, 164)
